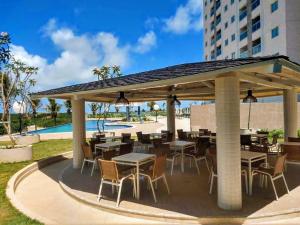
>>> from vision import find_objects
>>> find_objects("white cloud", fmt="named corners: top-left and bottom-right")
top-left (11, 19), bottom-right (156, 91)
top-left (164, 0), bottom-right (203, 34)
top-left (134, 31), bottom-right (156, 53)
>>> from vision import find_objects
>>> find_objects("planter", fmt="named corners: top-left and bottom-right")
top-left (0, 145), bottom-right (32, 163)
top-left (15, 134), bottom-right (40, 145)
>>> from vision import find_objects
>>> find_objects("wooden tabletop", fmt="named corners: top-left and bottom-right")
top-left (112, 153), bottom-right (155, 163)
top-left (95, 141), bottom-right (125, 148)
top-left (165, 140), bottom-right (195, 147)
top-left (100, 136), bottom-right (122, 141)
top-left (241, 151), bottom-right (267, 160)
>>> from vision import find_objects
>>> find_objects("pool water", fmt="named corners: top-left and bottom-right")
top-left (30, 120), bottom-right (131, 134)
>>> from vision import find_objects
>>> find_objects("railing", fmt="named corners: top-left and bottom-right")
top-left (210, 8), bottom-right (215, 17)
top-left (211, 38), bottom-right (216, 46)
top-left (216, 33), bottom-right (221, 41)
top-left (240, 31), bottom-right (247, 41)
top-left (252, 0), bottom-right (260, 11)
top-left (252, 44), bottom-right (261, 55)
top-left (252, 20), bottom-right (261, 32)
top-left (210, 23), bottom-right (215, 31)
top-left (216, 17), bottom-right (221, 26)
top-left (216, 48), bottom-right (222, 57)
top-left (240, 51), bottom-right (248, 58)
top-left (239, 10), bottom-right (247, 21)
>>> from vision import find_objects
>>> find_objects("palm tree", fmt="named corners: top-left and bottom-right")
top-left (31, 99), bottom-right (41, 130)
top-left (147, 101), bottom-right (156, 111)
top-left (46, 98), bottom-right (61, 126)
top-left (89, 103), bottom-right (99, 117)
top-left (64, 100), bottom-right (72, 115)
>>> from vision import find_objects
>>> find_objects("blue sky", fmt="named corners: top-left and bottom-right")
top-left (2, 0), bottom-right (204, 111)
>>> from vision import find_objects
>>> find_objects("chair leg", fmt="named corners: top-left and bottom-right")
top-left (81, 159), bottom-right (86, 174)
top-left (116, 180), bottom-right (123, 207)
top-left (132, 176), bottom-right (137, 198)
top-left (208, 171), bottom-right (212, 184)
top-left (163, 175), bottom-right (170, 194)
top-left (194, 158), bottom-right (200, 175)
top-left (91, 161), bottom-right (96, 176)
top-left (97, 178), bottom-right (104, 201)
top-left (243, 172), bottom-right (248, 194)
top-left (170, 158), bottom-right (175, 176)
top-left (270, 177), bottom-right (279, 200)
top-left (148, 177), bottom-right (157, 203)
top-left (282, 174), bottom-right (290, 193)
top-left (204, 157), bottom-right (210, 172)
top-left (209, 175), bottom-right (214, 194)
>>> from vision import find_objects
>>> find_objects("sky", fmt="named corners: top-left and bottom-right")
top-left (2, 0), bottom-right (205, 112)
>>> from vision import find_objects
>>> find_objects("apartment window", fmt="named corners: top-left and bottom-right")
top-left (205, 41), bottom-right (208, 47)
top-left (205, 55), bottom-right (208, 60)
top-left (205, 28), bottom-right (207, 33)
top-left (271, 1), bottom-right (278, 13)
top-left (271, 26), bottom-right (279, 38)
top-left (231, 52), bottom-right (236, 59)
top-left (231, 15), bottom-right (235, 23)
top-left (225, 39), bottom-right (229, 46)
top-left (224, 5), bottom-right (228, 12)
top-left (252, 0), bottom-right (260, 11)
top-left (205, 15), bottom-right (207, 20)
top-left (231, 0), bottom-right (234, 5)
top-left (231, 34), bottom-right (236, 41)
top-left (205, 1), bottom-right (207, 6)
top-left (216, 46), bottom-right (222, 56)
top-left (225, 22), bottom-right (228, 29)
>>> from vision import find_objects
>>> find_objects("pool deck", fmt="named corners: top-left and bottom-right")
top-left (12, 156), bottom-right (300, 224)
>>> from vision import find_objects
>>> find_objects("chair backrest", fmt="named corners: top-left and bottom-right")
top-left (149, 144), bottom-right (169, 157)
top-left (177, 130), bottom-right (187, 140)
top-left (102, 149), bottom-right (116, 160)
top-left (208, 145), bottom-right (217, 155)
top-left (287, 137), bottom-right (300, 142)
top-left (142, 134), bottom-right (151, 143)
top-left (82, 143), bottom-right (93, 159)
top-left (206, 153), bottom-right (217, 173)
top-left (240, 134), bottom-right (252, 146)
top-left (136, 132), bottom-right (143, 142)
top-left (121, 133), bottom-right (131, 142)
top-left (119, 143), bottom-right (133, 155)
top-left (273, 154), bottom-right (287, 176)
top-left (152, 138), bottom-right (163, 148)
top-left (152, 155), bottom-right (167, 178)
top-left (197, 137), bottom-right (210, 156)
top-left (95, 133), bottom-right (105, 141)
top-left (250, 144), bottom-right (268, 153)
top-left (98, 159), bottom-right (119, 181)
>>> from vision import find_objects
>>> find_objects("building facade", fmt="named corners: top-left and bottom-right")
top-left (203, 0), bottom-right (300, 63)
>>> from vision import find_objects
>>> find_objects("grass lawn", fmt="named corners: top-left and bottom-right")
top-left (0, 139), bottom-right (72, 225)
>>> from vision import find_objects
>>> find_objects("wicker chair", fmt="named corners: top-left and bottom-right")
top-left (119, 143), bottom-right (133, 155)
top-left (185, 137), bottom-right (210, 174)
top-left (282, 144), bottom-right (300, 162)
top-left (136, 132), bottom-right (143, 143)
top-left (97, 159), bottom-right (136, 207)
top-left (240, 134), bottom-right (252, 150)
top-left (251, 154), bottom-right (289, 200)
top-left (81, 143), bottom-right (99, 176)
top-left (102, 149), bottom-right (116, 160)
top-left (177, 129), bottom-right (188, 141)
top-left (140, 155), bottom-right (170, 202)
top-left (207, 153), bottom-right (248, 194)
top-left (121, 133), bottom-right (134, 144)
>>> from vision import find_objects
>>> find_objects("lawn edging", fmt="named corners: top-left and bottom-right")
top-left (5, 151), bottom-right (72, 224)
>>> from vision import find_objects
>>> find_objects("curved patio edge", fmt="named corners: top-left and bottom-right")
top-left (58, 163), bottom-right (300, 224)
top-left (6, 151), bottom-right (72, 224)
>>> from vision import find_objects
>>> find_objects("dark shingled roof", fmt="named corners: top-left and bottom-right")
top-left (33, 55), bottom-right (290, 96)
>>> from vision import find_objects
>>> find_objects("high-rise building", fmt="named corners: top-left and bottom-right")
top-left (203, 0), bottom-right (300, 63)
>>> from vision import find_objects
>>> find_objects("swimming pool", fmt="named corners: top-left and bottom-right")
top-left (30, 120), bottom-right (132, 134)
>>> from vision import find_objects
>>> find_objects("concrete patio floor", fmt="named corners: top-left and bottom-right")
top-left (13, 154), bottom-right (300, 224)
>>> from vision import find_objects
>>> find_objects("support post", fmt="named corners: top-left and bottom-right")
top-left (215, 75), bottom-right (242, 210)
top-left (71, 98), bottom-right (86, 169)
top-left (167, 97), bottom-right (176, 140)
top-left (283, 89), bottom-right (298, 141)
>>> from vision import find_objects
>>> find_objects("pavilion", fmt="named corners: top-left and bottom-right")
top-left (33, 55), bottom-right (300, 210)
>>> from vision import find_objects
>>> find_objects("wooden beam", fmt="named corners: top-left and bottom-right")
top-left (202, 81), bottom-right (215, 89)
top-left (239, 72), bottom-right (293, 89)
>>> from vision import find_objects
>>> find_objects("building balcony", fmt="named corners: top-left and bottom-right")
top-left (252, 44), bottom-right (261, 55)
top-left (240, 31), bottom-right (248, 41)
top-left (240, 51), bottom-right (248, 58)
top-left (252, 21), bottom-right (260, 33)
top-left (216, 33), bottom-right (222, 41)
top-left (239, 10), bottom-right (247, 21)
top-left (251, 0), bottom-right (260, 11)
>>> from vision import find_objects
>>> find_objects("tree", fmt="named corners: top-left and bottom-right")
top-left (147, 101), bottom-right (156, 111)
top-left (89, 103), bottom-right (99, 116)
top-left (31, 99), bottom-right (42, 131)
top-left (0, 33), bottom-right (38, 144)
top-left (46, 98), bottom-right (61, 126)
top-left (64, 100), bottom-right (72, 115)
top-left (92, 65), bottom-right (122, 132)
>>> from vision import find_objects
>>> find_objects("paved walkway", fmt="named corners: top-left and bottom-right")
top-left (15, 159), bottom-right (164, 224)
top-left (14, 158), bottom-right (300, 224)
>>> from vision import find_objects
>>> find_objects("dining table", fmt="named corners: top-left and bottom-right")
top-left (240, 150), bottom-right (267, 195)
top-left (99, 136), bottom-right (122, 142)
top-left (95, 141), bottom-right (126, 154)
top-left (165, 140), bottom-right (196, 173)
top-left (112, 153), bottom-right (155, 200)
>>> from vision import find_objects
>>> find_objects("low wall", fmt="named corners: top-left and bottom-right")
top-left (190, 103), bottom-right (300, 132)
